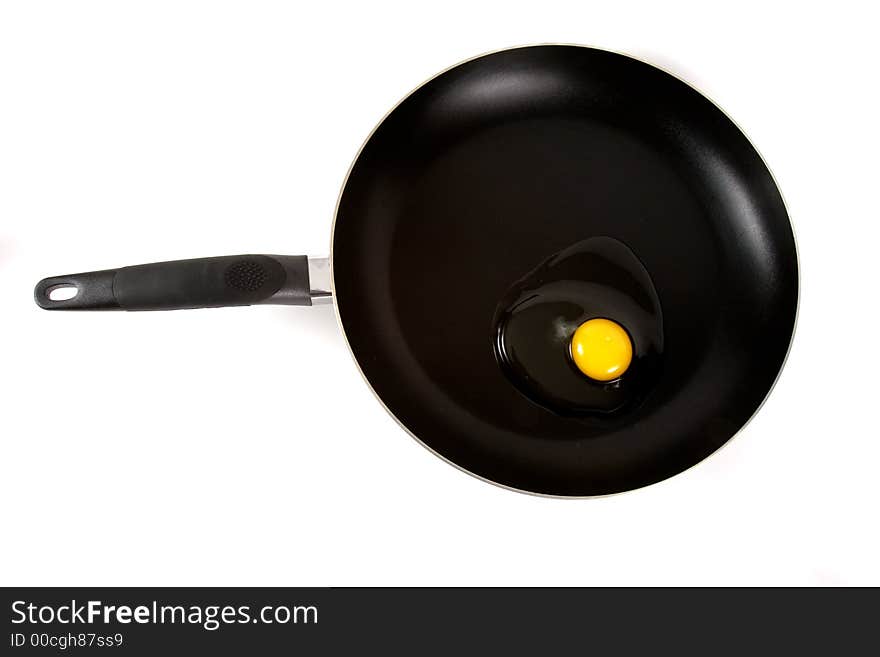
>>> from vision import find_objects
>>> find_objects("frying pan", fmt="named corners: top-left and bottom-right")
top-left (34, 45), bottom-right (798, 496)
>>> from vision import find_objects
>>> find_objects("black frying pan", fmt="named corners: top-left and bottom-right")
top-left (35, 46), bottom-right (798, 496)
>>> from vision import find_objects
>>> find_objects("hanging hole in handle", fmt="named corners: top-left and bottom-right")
top-left (46, 284), bottom-right (79, 301)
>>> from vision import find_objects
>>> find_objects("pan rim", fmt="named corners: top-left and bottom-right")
top-left (326, 42), bottom-right (800, 499)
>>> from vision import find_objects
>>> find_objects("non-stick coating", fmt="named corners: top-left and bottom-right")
top-left (332, 46), bottom-right (797, 496)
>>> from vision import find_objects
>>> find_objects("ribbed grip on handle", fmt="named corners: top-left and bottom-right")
top-left (35, 255), bottom-right (313, 310)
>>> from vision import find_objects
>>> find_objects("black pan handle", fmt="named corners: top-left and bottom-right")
top-left (34, 255), bottom-right (325, 310)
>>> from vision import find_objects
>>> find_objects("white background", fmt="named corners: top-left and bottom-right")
top-left (1, 1), bottom-right (878, 586)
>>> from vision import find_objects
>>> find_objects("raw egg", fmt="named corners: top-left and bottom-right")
top-left (492, 237), bottom-right (664, 416)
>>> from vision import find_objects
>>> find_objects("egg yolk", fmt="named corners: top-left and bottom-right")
top-left (570, 318), bottom-right (633, 382)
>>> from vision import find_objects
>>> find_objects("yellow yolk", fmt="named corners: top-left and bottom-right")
top-left (570, 318), bottom-right (633, 382)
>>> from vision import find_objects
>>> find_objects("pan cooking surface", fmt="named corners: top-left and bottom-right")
top-left (333, 46), bottom-right (797, 496)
